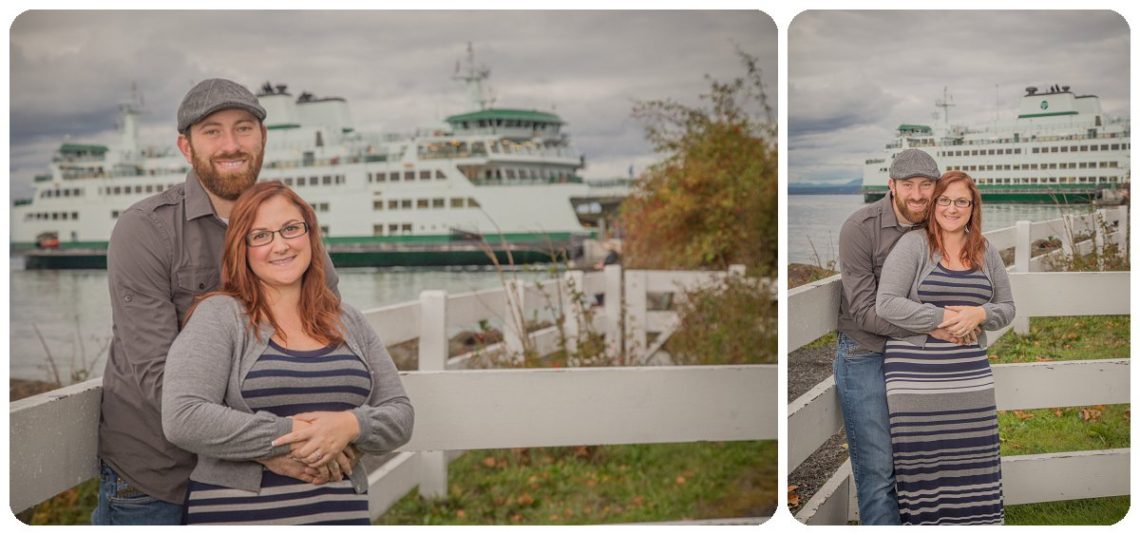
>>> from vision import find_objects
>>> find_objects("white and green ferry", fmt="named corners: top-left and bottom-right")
top-left (12, 47), bottom-right (621, 268)
top-left (862, 84), bottom-right (1129, 204)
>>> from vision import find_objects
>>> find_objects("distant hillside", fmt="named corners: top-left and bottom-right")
top-left (789, 178), bottom-right (861, 195)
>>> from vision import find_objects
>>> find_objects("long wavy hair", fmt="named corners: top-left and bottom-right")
top-left (926, 171), bottom-right (986, 269)
top-left (189, 180), bottom-right (343, 345)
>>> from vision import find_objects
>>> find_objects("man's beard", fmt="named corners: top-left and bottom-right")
top-left (190, 145), bottom-right (263, 201)
top-left (894, 194), bottom-right (929, 224)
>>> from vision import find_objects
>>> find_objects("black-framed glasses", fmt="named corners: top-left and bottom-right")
top-left (935, 197), bottom-right (973, 208)
top-left (246, 222), bottom-right (309, 247)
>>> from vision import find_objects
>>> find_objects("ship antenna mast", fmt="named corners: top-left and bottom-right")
top-left (118, 82), bottom-right (145, 157)
top-left (935, 86), bottom-right (955, 128)
top-left (453, 42), bottom-right (494, 110)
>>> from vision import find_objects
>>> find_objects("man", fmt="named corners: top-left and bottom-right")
top-left (834, 148), bottom-right (960, 525)
top-left (93, 79), bottom-right (340, 524)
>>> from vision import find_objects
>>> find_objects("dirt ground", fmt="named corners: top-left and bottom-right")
top-left (787, 339), bottom-right (849, 517)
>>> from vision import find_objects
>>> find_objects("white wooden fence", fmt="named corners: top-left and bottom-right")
top-left (10, 266), bottom-right (775, 523)
top-left (788, 207), bottom-right (1130, 524)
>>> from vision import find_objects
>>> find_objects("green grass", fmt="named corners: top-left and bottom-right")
top-left (1006, 497), bottom-right (1130, 525)
top-left (376, 441), bottom-right (777, 524)
top-left (988, 316), bottom-right (1130, 363)
top-left (802, 331), bottom-right (837, 350)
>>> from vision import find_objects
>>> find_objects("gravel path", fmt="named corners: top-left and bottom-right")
top-left (787, 339), bottom-right (849, 519)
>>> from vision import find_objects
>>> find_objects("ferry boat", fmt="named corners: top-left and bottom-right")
top-left (862, 84), bottom-right (1130, 204)
top-left (12, 46), bottom-right (617, 268)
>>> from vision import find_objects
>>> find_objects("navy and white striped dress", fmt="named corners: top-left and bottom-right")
top-left (883, 264), bottom-right (1004, 525)
top-left (186, 340), bottom-right (372, 525)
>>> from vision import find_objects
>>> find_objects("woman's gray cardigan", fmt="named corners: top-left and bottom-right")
top-left (162, 295), bottom-right (414, 494)
top-left (875, 231), bottom-right (1016, 349)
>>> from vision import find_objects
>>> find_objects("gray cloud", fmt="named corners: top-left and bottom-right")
top-left (789, 10), bottom-right (1129, 185)
top-left (8, 10), bottom-right (777, 199)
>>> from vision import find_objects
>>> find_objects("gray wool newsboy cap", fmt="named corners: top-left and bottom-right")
top-left (177, 78), bottom-right (267, 134)
top-left (889, 148), bottom-right (941, 181)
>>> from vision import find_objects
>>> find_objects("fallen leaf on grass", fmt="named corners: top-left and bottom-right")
top-left (788, 485), bottom-right (801, 508)
top-left (517, 493), bottom-right (535, 506)
top-left (1052, 408), bottom-right (1064, 417)
top-left (456, 510), bottom-right (466, 520)
top-left (675, 475), bottom-right (687, 485)
top-left (1080, 408), bottom-right (1103, 422)
top-left (482, 456), bottom-right (497, 468)
top-left (1013, 410), bottom-right (1035, 421)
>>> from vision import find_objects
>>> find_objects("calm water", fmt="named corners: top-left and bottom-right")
top-left (8, 262), bottom-right (555, 381)
top-left (787, 194), bottom-right (1095, 266)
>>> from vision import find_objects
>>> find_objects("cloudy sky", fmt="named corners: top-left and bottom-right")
top-left (7, 10), bottom-right (775, 200)
top-left (789, 10), bottom-right (1129, 185)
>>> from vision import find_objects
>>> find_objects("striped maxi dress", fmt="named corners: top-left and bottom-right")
top-left (883, 263), bottom-right (1004, 525)
top-left (185, 340), bottom-right (373, 525)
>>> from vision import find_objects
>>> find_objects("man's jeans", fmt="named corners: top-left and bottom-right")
top-left (833, 332), bottom-right (900, 525)
top-left (90, 462), bottom-right (184, 525)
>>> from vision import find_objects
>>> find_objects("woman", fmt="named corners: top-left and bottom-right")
top-left (162, 181), bottom-right (414, 524)
top-left (876, 171), bottom-right (1015, 525)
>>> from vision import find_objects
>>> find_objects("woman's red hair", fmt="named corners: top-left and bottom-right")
top-left (189, 180), bottom-right (343, 345)
top-left (926, 171), bottom-right (987, 269)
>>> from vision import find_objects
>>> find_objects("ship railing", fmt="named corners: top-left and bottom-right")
top-left (788, 206), bottom-right (1129, 524)
top-left (10, 266), bottom-right (774, 524)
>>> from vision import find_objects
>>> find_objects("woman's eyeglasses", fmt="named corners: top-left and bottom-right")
top-left (935, 197), bottom-right (973, 208)
top-left (246, 222), bottom-right (310, 247)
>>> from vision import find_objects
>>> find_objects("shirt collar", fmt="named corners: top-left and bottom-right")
top-left (184, 170), bottom-right (219, 222)
top-left (879, 192), bottom-right (902, 229)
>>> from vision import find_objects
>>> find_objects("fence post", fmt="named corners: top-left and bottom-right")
top-left (604, 265), bottom-right (622, 361)
top-left (1011, 222), bottom-right (1032, 334)
top-left (1119, 205), bottom-right (1129, 259)
top-left (562, 270), bottom-right (585, 357)
top-left (1015, 220), bottom-right (1031, 273)
top-left (1094, 209), bottom-right (1106, 271)
top-left (417, 290), bottom-right (448, 499)
top-left (624, 269), bottom-right (647, 364)
top-left (504, 279), bottom-right (526, 364)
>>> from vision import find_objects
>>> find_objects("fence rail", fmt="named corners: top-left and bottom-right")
top-left (788, 208), bottom-right (1130, 524)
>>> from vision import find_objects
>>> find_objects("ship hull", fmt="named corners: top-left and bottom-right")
top-left (15, 232), bottom-right (589, 270)
top-left (861, 185), bottom-right (1106, 204)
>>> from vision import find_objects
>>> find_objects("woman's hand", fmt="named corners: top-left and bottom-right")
top-left (939, 305), bottom-right (987, 338)
top-left (272, 412), bottom-right (361, 468)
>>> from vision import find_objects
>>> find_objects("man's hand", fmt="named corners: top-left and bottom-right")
top-left (257, 454), bottom-right (333, 485)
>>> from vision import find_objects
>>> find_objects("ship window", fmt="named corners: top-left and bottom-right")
top-left (308, 176), bottom-right (318, 186)
top-left (367, 172), bottom-right (373, 183)
top-left (337, 175), bottom-right (345, 185)
top-left (417, 199), bottom-right (429, 209)
top-left (389, 224), bottom-right (399, 233)
top-left (387, 171), bottom-right (398, 181)
top-left (1091, 145), bottom-right (1099, 151)
top-left (1070, 146), bottom-right (1078, 152)
top-left (72, 212), bottom-right (78, 220)
top-left (373, 224), bottom-right (384, 236)
top-left (451, 197), bottom-right (464, 208)
top-left (432, 198), bottom-right (445, 209)
top-left (1061, 146), bottom-right (1069, 153)
top-left (420, 170), bottom-right (431, 180)
top-left (320, 225), bottom-right (329, 236)
top-left (1049, 163), bottom-right (1057, 169)
top-left (402, 223), bottom-right (412, 232)
top-left (51, 213), bottom-right (59, 220)
top-left (388, 200), bottom-right (399, 210)
top-left (1080, 145), bottom-right (1088, 151)
top-left (1032, 147), bottom-right (1040, 154)
top-left (1111, 144), bottom-right (1120, 150)
top-left (323, 175), bottom-right (332, 185)
top-left (436, 170), bottom-right (446, 180)
top-left (374, 201), bottom-right (384, 210)
top-left (1101, 144), bottom-right (1109, 150)
top-left (405, 171), bottom-right (415, 181)
top-left (468, 197), bottom-right (480, 208)
top-left (505, 169), bottom-right (516, 179)
top-left (375, 172), bottom-right (386, 182)
top-left (401, 199), bottom-right (412, 209)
